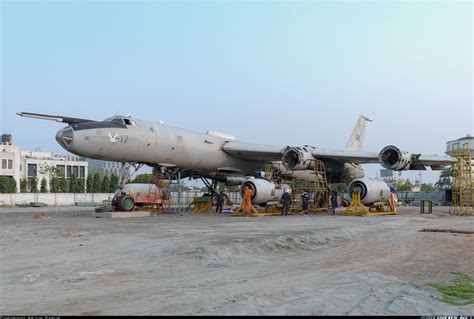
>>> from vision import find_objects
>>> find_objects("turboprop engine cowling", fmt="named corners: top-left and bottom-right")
top-left (347, 178), bottom-right (391, 205)
top-left (240, 178), bottom-right (291, 205)
top-left (378, 145), bottom-right (413, 171)
top-left (282, 146), bottom-right (316, 171)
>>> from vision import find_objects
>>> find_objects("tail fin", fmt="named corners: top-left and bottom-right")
top-left (345, 115), bottom-right (373, 151)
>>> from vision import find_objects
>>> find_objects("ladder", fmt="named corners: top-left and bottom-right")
top-left (451, 143), bottom-right (474, 215)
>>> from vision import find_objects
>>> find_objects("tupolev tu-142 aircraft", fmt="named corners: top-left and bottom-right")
top-left (18, 111), bottom-right (456, 207)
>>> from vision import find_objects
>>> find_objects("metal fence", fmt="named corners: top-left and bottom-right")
top-left (166, 191), bottom-right (242, 207)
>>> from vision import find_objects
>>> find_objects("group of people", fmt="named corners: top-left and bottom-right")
top-left (214, 187), bottom-right (340, 215)
top-left (280, 189), bottom-right (311, 216)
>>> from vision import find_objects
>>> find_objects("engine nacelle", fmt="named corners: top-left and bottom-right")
top-left (348, 178), bottom-right (391, 205)
top-left (240, 178), bottom-right (291, 205)
top-left (224, 176), bottom-right (246, 186)
top-left (282, 146), bottom-right (316, 171)
top-left (378, 145), bottom-right (413, 171)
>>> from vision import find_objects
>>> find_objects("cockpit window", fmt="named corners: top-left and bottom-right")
top-left (104, 116), bottom-right (135, 126)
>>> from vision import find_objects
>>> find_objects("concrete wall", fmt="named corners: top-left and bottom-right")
top-left (0, 193), bottom-right (115, 206)
top-left (0, 191), bottom-right (243, 207)
top-left (397, 191), bottom-right (446, 205)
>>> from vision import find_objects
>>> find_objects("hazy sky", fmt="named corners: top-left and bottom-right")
top-left (1, 1), bottom-right (472, 184)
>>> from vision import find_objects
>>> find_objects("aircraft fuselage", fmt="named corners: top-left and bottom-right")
top-left (55, 116), bottom-right (363, 183)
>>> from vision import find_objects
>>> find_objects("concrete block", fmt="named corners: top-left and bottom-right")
top-left (92, 211), bottom-right (151, 218)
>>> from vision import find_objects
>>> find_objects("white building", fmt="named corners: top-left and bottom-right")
top-left (0, 143), bottom-right (22, 192)
top-left (21, 150), bottom-right (88, 191)
top-left (86, 158), bottom-right (123, 176)
top-left (0, 136), bottom-right (88, 192)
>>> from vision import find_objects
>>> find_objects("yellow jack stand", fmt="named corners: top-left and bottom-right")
top-left (190, 195), bottom-right (213, 214)
top-left (231, 202), bottom-right (259, 217)
top-left (341, 192), bottom-right (397, 217)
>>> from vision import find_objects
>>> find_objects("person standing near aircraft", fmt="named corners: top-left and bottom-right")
top-left (331, 190), bottom-right (338, 214)
top-left (301, 190), bottom-right (310, 215)
top-left (243, 186), bottom-right (253, 214)
top-left (281, 189), bottom-right (292, 216)
top-left (215, 191), bottom-right (225, 213)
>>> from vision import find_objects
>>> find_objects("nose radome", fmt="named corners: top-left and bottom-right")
top-left (55, 126), bottom-right (74, 149)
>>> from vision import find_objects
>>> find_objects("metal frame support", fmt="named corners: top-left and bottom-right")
top-left (116, 162), bottom-right (144, 194)
top-left (341, 191), bottom-right (397, 217)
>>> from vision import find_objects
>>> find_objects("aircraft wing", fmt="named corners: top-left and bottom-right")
top-left (310, 149), bottom-right (380, 164)
top-left (310, 148), bottom-right (456, 170)
top-left (17, 112), bottom-right (96, 124)
top-left (222, 141), bottom-right (285, 162)
top-left (223, 141), bottom-right (455, 171)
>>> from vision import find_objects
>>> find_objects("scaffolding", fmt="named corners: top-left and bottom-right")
top-left (288, 160), bottom-right (329, 213)
top-left (263, 160), bottom-right (330, 214)
top-left (451, 143), bottom-right (474, 215)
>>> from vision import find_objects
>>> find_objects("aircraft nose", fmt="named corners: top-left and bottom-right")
top-left (55, 126), bottom-right (74, 149)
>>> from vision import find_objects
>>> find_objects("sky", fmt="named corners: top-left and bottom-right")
top-left (1, 0), bottom-right (472, 185)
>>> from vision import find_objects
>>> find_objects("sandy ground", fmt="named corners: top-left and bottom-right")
top-left (1, 206), bottom-right (473, 315)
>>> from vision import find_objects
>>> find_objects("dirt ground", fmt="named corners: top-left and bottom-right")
top-left (1, 206), bottom-right (473, 315)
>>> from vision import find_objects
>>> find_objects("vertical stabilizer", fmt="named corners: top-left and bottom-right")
top-left (345, 115), bottom-right (373, 151)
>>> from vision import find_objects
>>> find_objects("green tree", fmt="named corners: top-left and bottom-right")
top-left (86, 174), bottom-right (94, 193)
top-left (109, 173), bottom-right (118, 193)
top-left (420, 183), bottom-right (435, 192)
top-left (9, 178), bottom-right (17, 193)
top-left (93, 173), bottom-right (102, 193)
top-left (396, 181), bottom-right (413, 192)
top-left (101, 175), bottom-right (109, 193)
top-left (77, 178), bottom-right (85, 193)
top-left (48, 167), bottom-right (62, 193)
top-left (69, 174), bottom-right (78, 193)
top-left (435, 166), bottom-right (453, 191)
top-left (131, 173), bottom-right (155, 184)
top-left (131, 173), bottom-right (167, 188)
top-left (40, 177), bottom-right (48, 193)
top-left (0, 176), bottom-right (10, 193)
top-left (30, 177), bottom-right (39, 193)
top-left (50, 177), bottom-right (59, 193)
top-left (20, 179), bottom-right (28, 193)
top-left (58, 177), bottom-right (68, 193)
